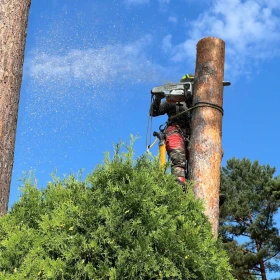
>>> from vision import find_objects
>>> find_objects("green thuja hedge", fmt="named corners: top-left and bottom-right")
top-left (0, 141), bottom-right (233, 279)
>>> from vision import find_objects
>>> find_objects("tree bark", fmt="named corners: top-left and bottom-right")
top-left (189, 37), bottom-right (225, 238)
top-left (255, 239), bottom-right (267, 280)
top-left (0, 0), bottom-right (31, 216)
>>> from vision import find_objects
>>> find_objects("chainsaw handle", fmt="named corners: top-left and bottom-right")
top-left (153, 131), bottom-right (165, 141)
top-left (223, 81), bottom-right (231, 86)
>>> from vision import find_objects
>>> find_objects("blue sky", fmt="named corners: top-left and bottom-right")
top-left (15, 0), bottom-right (280, 185)
top-left (10, 0), bottom-right (280, 275)
top-left (13, 0), bottom-right (280, 206)
top-left (11, 0), bottom-right (280, 203)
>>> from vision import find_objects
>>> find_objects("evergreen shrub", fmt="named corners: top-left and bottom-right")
top-left (0, 141), bottom-right (233, 279)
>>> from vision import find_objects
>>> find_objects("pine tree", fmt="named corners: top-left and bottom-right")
top-left (0, 0), bottom-right (31, 216)
top-left (219, 158), bottom-right (280, 280)
top-left (0, 140), bottom-right (233, 279)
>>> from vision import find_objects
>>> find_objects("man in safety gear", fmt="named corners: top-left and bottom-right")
top-left (150, 74), bottom-right (194, 185)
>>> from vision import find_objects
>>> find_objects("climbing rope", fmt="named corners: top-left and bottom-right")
top-left (168, 101), bottom-right (224, 121)
top-left (146, 95), bottom-right (155, 150)
top-left (192, 101), bottom-right (224, 115)
top-left (146, 99), bottom-right (224, 151)
top-left (146, 137), bottom-right (158, 152)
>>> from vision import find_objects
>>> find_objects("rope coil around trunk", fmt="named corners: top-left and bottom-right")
top-left (192, 102), bottom-right (224, 115)
top-left (168, 101), bottom-right (224, 121)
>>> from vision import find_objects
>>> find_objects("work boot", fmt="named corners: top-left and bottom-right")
top-left (176, 176), bottom-right (187, 192)
top-left (219, 194), bottom-right (226, 207)
top-left (177, 176), bottom-right (186, 184)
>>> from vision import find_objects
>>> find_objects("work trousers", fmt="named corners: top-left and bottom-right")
top-left (165, 124), bottom-right (189, 183)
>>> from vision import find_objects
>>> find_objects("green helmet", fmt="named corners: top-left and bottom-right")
top-left (180, 74), bottom-right (194, 82)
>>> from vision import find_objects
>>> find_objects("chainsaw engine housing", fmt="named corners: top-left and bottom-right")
top-left (151, 82), bottom-right (193, 103)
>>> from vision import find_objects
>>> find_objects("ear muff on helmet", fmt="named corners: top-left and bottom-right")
top-left (180, 74), bottom-right (194, 82)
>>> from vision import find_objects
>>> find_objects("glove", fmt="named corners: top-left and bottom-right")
top-left (154, 92), bottom-right (165, 99)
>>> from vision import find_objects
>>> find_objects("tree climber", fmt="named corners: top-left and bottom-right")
top-left (150, 74), bottom-right (194, 185)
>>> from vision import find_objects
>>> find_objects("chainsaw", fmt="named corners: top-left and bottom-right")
top-left (151, 79), bottom-right (231, 104)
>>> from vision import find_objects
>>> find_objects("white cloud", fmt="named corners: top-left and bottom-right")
top-left (166, 0), bottom-right (280, 78)
top-left (259, 0), bottom-right (280, 9)
top-left (27, 0), bottom-right (280, 87)
top-left (26, 35), bottom-right (169, 86)
top-left (168, 16), bottom-right (178, 24)
top-left (162, 35), bottom-right (173, 53)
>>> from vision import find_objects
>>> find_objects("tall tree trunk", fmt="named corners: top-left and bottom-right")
top-left (249, 213), bottom-right (267, 280)
top-left (259, 258), bottom-right (267, 280)
top-left (189, 37), bottom-right (225, 238)
top-left (0, 0), bottom-right (31, 216)
top-left (256, 240), bottom-right (267, 280)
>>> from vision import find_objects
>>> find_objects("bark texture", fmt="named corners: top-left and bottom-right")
top-left (0, 0), bottom-right (31, 216)
top-left (189, 37), bottom-right (225, 237)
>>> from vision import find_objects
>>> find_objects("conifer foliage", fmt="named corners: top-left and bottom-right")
top-left (0, 141), bottom-right (233, 279)
top-left (220, 158), bottom-right (280, 280)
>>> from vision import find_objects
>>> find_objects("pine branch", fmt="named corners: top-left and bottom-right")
top-left (263, 251), bottom-right (280, 263)
top-left (237, 217), bottom-right (251, 228)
